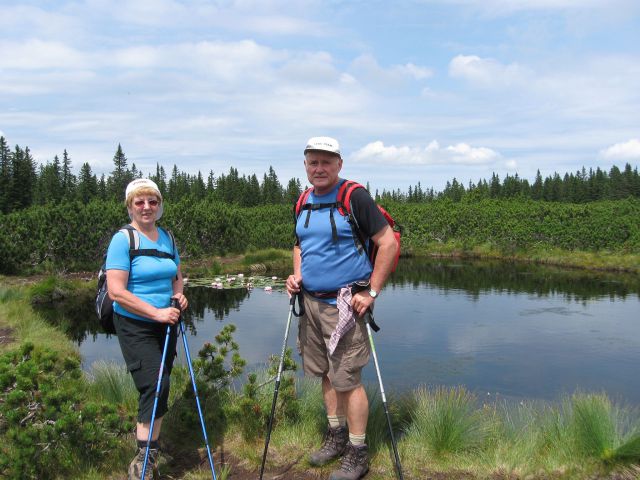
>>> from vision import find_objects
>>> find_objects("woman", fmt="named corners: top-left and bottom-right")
top-left (106, 178), bottom-right (187, 480)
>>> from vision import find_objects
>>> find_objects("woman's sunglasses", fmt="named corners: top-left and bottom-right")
top-left (133, 199), bottom-right (159, 208)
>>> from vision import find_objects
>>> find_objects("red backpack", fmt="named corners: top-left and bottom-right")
top-left (294, 180), bottom-right (402, 272)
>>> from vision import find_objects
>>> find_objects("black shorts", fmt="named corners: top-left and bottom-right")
top-left (114, 313), bottom-right (178, 423)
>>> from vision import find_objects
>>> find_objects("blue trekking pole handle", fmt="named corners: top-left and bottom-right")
top-left (141, 321), bottom-right (172, 480)
top-left (174, 298), bottom-right (218, 480)
top-left (259, 293), bottom-right (298, 479)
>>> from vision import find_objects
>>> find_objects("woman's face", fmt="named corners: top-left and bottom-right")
top-left (128, 194), bottom-right (160, 227)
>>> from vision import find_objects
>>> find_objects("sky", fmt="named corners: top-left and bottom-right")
top-left (1, 0), bottom-right (639, 192)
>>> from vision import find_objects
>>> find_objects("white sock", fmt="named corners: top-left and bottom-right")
top-left (328, 415), bottom-right (346, 428)
top-left (349, 432), bottom-right (366, 446)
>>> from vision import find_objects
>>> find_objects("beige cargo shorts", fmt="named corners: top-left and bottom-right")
top-left (297, 293), bottom-right (371, 392)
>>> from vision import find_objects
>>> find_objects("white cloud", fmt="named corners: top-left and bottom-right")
top-left (505, 159), bottom-right (518, 169)
top-left (88, 0), bottom-right (328, 36)
top-left (279, 52), bottom-right (340, 84)
top-left (0, 39), bottom-right (87, 69)
top-left (350, 54), bottom-right (433, 87)
top-left (350, 140), bottom-right (501, 165)
top-left (424, 0), bottom-right (633, 15)
top-left (449, 54), bottom-right (527, 87)
top-left (397, 63), bottom-right (433, 80)
top-left (0, 5), bottom-right (83, 40)
top-left (600, 139), bottom-right (640, 160)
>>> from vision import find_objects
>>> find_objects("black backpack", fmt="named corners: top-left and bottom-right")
top-left (95, 225), bottom-right (176, 334)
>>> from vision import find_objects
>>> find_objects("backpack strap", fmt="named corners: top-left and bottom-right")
top-left (120, 224), bottom-right (140, 250)
top-left (294, 187), bottom-right (314, 217)
top-left (121, 225), bottom-right (176, 260)
top-left (295, 180), bottom-right (366, 246)
top-left (336, 180), bottom-right (362, 216)
top-left (336, 180), bottom-right (367, 255)
top-left (159, 227), bottom-right (176, 257)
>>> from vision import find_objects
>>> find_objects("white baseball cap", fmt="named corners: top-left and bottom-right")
top-left (304, 136), bottom-right (341, 157)
top-left (125, 178), bottom-right (164, 220)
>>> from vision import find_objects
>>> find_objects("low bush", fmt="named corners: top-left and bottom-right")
top-left (0, 343), bottom-right (132, 479)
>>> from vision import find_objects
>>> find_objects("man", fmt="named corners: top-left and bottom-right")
top-left (286, 136), bottom-right (398, 480)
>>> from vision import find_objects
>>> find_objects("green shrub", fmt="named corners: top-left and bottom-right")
top-left (1, 198), bottom-right (639, 273)
top-left (162, 324), bottom-right (246, 460)
top-left (0, 343), bottom-right (132, 479)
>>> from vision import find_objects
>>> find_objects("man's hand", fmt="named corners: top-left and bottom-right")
top-left (351, 290), bottom-right (375, 317)
top-left (286, 274), bottom-right (302, 297)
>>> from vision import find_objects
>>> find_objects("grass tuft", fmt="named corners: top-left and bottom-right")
top-left (85, 360), bottom-right (138, 411)
top-left (569, 393), bottom-right (616, 459)
top-left (406, 386), bottom-right (488, 456)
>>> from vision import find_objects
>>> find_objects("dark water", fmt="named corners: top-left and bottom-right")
top-left (39, 259), bottom-right (640, 402)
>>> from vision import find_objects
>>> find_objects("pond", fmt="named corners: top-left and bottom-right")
top-left (40, 258), bottom-right (640, 403)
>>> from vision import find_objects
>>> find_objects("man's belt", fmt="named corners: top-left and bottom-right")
top-left (305, 289), bottom-right (339, 299)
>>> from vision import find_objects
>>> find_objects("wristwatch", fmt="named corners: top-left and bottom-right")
top-left (368, 289), bottom-right (378, 299)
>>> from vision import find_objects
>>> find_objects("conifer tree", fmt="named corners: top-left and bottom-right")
top-left (150, 163), bottom-right (167, 196)
top-left (261, 166), bottom-right (282, 204)
top-left (109, 144), bottom-right (131, 200)
top-left (61, 149), bottom-right (76, 200)
top-left (531, 170), bottom-right (543, 200)
top-left (284, 177), bottom-right (302, 205)
top-left (10, 146), bottom-right (37, 210)
top-left (77, 162), bottom-right (98, 203)
top-left (98, 174), bottom-right (107, 200)
top-left (192, 171), bottom-right (206, 200)
top-left (489, 173), bottom-right (501, 198)
top-left (130, 162), bottom-right (140, 180)
top-left (206, 170), bottom-right (216, 194)
top-left (244, 173), bottom-right (261, 206)
top-left (38, 155), bottom-right (62, 204)
top-left (0, 137), bottom-right (11, 213)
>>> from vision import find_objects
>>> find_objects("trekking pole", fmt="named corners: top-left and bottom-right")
top-left (365, 311), bottom-right (404, 480)
top-left (141, 323), bottom-right (172, 480)
top-left (173, 298), bottom-right (218, 480)
top-left (259, 293), bottom-right (302, 480)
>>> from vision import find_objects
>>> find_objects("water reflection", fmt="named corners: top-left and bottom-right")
top-left (392, 258), bottom-right (640, 301)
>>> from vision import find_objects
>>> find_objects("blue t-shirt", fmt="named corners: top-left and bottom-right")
top-left (296, 183), bottom-right (373, 297)
top-left (106, 227), bottom-right (180, 322)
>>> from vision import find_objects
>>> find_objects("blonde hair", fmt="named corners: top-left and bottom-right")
top-left (125, 187), bottom-right (162, 207)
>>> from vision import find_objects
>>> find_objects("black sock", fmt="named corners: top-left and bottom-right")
top-left (137, 440), bottom-right (160, 450)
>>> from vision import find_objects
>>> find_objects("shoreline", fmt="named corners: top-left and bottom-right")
top-left (177, 246), bottom-right (639, 279)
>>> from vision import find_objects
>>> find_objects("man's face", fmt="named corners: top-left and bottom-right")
top-left (304, 151), bottom-right (343, 194)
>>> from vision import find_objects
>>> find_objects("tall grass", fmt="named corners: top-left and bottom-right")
top-left (405, 386), bottom-right (489, 456)
top-left (568, 393), bottom-right (616, 459)
top-left (0, 288), bottom-right (77, 356)
top-left (85, 361), bottom-right (139, 411)
top-left (0, 285), bottom-right (25, 303)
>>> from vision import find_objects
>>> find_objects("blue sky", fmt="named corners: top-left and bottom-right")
top-left (1, 0), bottom-right (639, 192)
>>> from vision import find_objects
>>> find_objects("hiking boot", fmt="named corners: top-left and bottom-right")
top-left (128, 447), bottom-right (160, 480)
top-left (308, 425), bottom-right (348, 466)
top-left (329, 442), bottom-right (369, 480)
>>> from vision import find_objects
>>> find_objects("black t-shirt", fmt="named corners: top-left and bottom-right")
top-left (349, 187), bottom-right (388, 238)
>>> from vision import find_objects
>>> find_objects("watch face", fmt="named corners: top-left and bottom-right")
top-left (369, 290), bottom-right (378, 298)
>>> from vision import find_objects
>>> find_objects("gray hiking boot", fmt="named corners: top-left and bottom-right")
top-left (309, 425), bottom-right (348, 466)
top-left (329, 442), bottom-right (369, 480)
top-left (128, 447), bottom-right (160, 480)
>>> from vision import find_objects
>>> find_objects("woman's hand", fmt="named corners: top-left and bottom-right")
top-left (172, 292), bottom-right (188, 311)
top-left (155, 306), bottom-right (181, 325)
